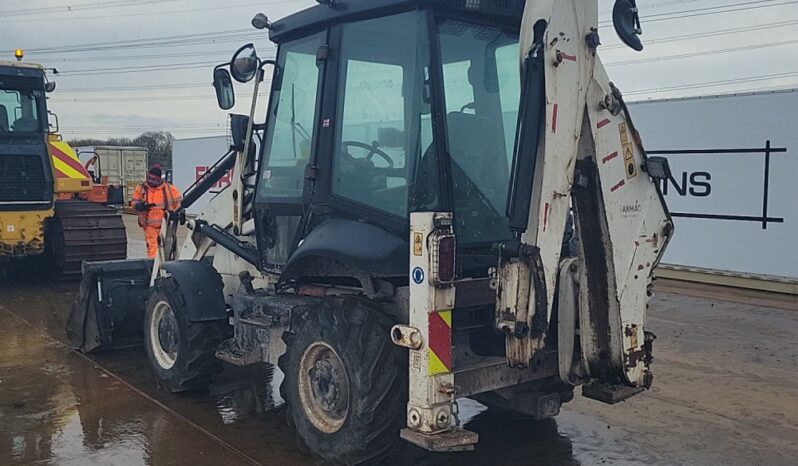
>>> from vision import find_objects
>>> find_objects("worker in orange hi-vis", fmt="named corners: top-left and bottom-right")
top-left (131, 164), bottom-right (182, 258)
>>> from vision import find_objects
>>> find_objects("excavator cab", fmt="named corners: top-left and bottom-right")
top-left (214, 1), bottom-right (528, 275)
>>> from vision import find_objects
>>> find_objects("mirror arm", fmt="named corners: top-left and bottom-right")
top-left (240, 67), bottom-right (265, 174)
top-left (48, 111), bottom-right (59, 134)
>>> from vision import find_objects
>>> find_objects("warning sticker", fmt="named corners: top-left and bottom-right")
top-left (413, 232), bottom-right (423, 256)
top-left (619, 122), bottom-right (629, 146)
top-left (624, 145), bottom-right (634, 161)
top-left (619, 122), bottom-right (637, 180)
top-left (626, 160), bottom-right (638, 179)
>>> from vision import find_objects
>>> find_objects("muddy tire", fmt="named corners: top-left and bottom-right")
top-left (278, 297), bottom-right (406, 465)
top-left (144, 276), bottom-right (228, 393)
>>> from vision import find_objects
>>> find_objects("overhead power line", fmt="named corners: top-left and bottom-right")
top-left (599, 0), bottom-right (798, 26)
top-left (599, 0), bottom-right (703, 15)
top-left (0, 0), bottom-right (184, 17)
top-left (55, 83), bottom-right (210, 92)
top-left (603, 19), bottom-right (798, 50)
top-left (606, 39), bottom-right (798, 66)
top-left (3, 1), bottom-right (261, 23)
top-left (32, 18), bottom-right (798, 71)
top-left (51, 95), bottom-right (214, 103)
top-left (624, 70), bottom-right (798, 96)
top-left (0, 0), bottom-right (307, 21)
top-left (19, 0), bottom-right (798, 57)
top-left (23, 29), bottom-right (255, 54)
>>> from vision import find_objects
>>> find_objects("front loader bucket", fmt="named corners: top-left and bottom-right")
top-left (66, 259), bottom-right (153, 353)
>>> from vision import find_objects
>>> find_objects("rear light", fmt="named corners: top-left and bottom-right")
top-left (431, 234), bottom-right (456, 286)
top-left (81, 180), bottom-right (90, 186)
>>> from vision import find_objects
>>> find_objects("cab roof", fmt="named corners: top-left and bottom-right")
top-left (269, 0), bottom-right (524, 43)
top-left (0, 60), bottom-right (45, 71)
top-left (0, 60), bottom-right (47, 79)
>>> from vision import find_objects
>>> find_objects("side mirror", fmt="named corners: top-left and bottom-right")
top-left (251, 13), bottom-right (271, 30)
top-left (230, 43), bottom-right (260, 83)
top-left (213, 68), bottom-right (236, 110)
top-left (45, 81), bottom-right (56, 93)
top-left (613, 0), bottom-right (644, 52)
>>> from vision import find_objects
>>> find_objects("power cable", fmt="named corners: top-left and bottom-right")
top-left (599, 0), bottom-right (798, 26)
top-left (22, 29), bottom-right (256, 54)
top-left (602, 19), bottom-right (798, 50)
top-left (55, 83), bottom-right (210, 92)
top-left (624, 70), bottom-right (798, 95)
top-left (2, 0), bottom-right (305, 23)
top-left (19, 0), bottom-right (797, 55)
top-left (606, 39), bottom-right (798, 66)
top-left (0, 0), bottom-right (184, 17)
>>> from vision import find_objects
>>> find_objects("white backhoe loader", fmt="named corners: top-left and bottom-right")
top-left (68, 1), bottom-right (672, 464)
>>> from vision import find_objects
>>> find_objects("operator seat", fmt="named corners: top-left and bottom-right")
top-left (0, 105), bottom-right (8, 132)
top-left (445, 111), bottom-right (508, 210)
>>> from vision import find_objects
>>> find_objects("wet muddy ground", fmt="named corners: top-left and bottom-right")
top-left (1, 218), bottom-right (797, 465)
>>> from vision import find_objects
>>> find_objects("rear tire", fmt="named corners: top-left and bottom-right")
top-left (278, 297), bottom-right (406, 465)
top-left (144, 276), bottom-right (228, 392)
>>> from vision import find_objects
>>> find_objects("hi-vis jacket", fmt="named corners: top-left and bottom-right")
top-left (131, 182), bottom-right (182, 228)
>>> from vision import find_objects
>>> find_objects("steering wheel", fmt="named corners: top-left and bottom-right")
top-left (341, 141), bottom-right (394, 169)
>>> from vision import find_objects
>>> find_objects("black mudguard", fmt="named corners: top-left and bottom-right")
top-left (67, 259), bottom-right (153, 353)
top-left (161, 260), bottom-right (227, 322)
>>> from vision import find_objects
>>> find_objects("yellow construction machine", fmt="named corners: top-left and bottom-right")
top-left (0, 50), bottom-right (126, 278)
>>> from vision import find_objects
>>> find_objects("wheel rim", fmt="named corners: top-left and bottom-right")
top-left (297, 341), bottom-right (350, 433)
top-left (150, 300), bottom-right (179, 370)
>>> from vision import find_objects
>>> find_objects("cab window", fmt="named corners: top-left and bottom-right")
top-left (257, 32), bottom-right (324, 200)
top-left (331, 11), bottom-right (437, 218)
top-left (0, 87), bottom-right (42, 133)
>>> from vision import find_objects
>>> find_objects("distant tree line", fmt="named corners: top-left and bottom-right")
top-left (67, 131), bottom-right (174, 169)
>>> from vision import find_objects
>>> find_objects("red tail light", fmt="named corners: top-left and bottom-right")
top-left (433, 235), bottom-right (456, 285)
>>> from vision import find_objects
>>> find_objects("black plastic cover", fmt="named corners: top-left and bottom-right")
top-left (162, 260), bottom-right (228, 322)
top-left (282, 218), bottom-right (408, 280)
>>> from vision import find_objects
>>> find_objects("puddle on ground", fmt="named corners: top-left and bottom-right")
top-left (1, 282), bottom-right (655, 465)
top-left (209, 363), bottom-right (285, 425)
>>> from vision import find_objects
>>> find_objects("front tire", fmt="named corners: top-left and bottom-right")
top-left (279, 297), bottom-right (406, 465)
top-left (144, 276), bottom-right (229, 392)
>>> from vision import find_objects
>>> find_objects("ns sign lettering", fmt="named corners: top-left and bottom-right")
top-left (661, 171), bottom-right (711, 197)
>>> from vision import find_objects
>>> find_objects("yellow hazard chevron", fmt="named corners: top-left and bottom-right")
top-left (428, 310), bottom-right (452, 375)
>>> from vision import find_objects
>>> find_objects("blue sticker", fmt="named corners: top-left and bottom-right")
top-left (412, 267), bottom-right (425, 285)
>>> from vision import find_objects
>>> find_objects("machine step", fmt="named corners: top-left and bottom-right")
top-left (215, 337), bottom-right (263, 367)
top-left (400, 428), bottom-right (478, 452)
top-left (582, 382), bottom-right (644, 404)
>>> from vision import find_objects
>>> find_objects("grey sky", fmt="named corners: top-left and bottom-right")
top-left (2, 0), bottom-right (796, 140)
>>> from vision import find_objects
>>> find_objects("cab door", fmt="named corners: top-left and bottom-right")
top-left (253, 31), bottom-right (327, 271)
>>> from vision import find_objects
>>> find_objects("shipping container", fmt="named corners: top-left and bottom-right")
top-left (76, 146), bottom-right (149, 205)
top-left (630, 89), bottom-right (797, 280)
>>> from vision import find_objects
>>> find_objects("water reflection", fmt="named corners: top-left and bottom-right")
top-left (209, 363), bottom-right (284, 425)
top-left (0, 288), bottom-right (258, 466)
